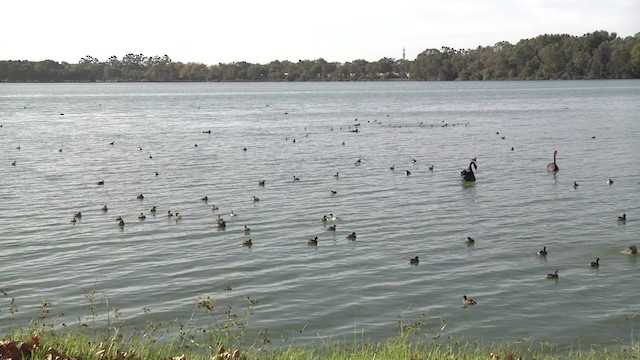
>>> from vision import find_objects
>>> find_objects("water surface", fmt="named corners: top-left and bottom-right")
top-left (0, 81), bottom-right (639, 348)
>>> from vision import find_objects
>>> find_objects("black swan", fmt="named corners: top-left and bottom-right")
top-left (547, 150), bottom-right (559, 172)
top-left (461, 161), bottom-right (477, 182)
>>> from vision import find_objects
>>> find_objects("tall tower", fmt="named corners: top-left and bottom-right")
top-left (402, 46), bottom-right (406, 61)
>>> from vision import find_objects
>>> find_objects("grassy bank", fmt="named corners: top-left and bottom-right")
top-left (3, 327), bottom-right (640, 360)
top-left (2, 294), bottom-right (639, 359)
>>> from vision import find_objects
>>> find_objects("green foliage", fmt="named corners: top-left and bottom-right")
top-left (2, 291), bottom-right (640, 360)
top-left (0, 31), bottom-right (638, 82)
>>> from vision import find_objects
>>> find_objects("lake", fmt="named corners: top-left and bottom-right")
top-left (0, 80), bottom-right (639, 349)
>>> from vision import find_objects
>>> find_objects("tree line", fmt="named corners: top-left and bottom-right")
top-left (1, 31), bottom-right (638, 82)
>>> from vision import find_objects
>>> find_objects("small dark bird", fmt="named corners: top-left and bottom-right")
top-left (546, 269), bottom-right (559, 279)
top-left (589, 258), bottom-right (600, 268)
top-left (409, 256), bottom-right (419, 265)
top-left (97, 180), bottom-right (104, 185)
top-left (618, 213), bottom-right (626, 222)
top-left (537, 246), bottom-right (547, 256)
top-left (462, 295), bottom-right (477, 306)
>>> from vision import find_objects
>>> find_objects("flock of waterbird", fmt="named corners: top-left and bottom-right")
top-left (4, 117), bottom-right (637, 310)
top-left (459, 149), bottom-right (637, 307)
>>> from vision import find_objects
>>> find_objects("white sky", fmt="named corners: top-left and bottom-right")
top-left (1, 0), bottom-right (638, 65)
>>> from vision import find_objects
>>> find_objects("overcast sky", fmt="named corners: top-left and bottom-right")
top-left (1, 0), bottom-right (638, 65)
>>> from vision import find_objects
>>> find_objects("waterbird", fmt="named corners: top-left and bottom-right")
top-left (116, 219), bottom-right (125, 227)
top-left (607, 178), bottom-right (614, 185)
top-left (405, 170), bottom-right (411, 176)
top-left (252, 196), bottom-right (260, 202)
top-left (138, 213), bottom-right (146, 220)
top-left (537, 246), bottom-right (548, 256)
top-left (428, 165), bottom-right (434, 171)
top-left (462, 295), bottom-right (477, 306)
top-left (589, 258), bottom-right (600, 268)
top-left (334, 172), bottom-right (339, 178)
top-left (167, 210), bottom-right (173, 217)
top-left (346, 232), bottom-right (357, 240)
top-left (547, 150), bottom-right (559, 172)
top-left (243, 239), bottom-right (252, 247)
top-left (154, 172), bottom-right (159, 176)
top-left (308, 237), bottom-right (318, 246)
top-left (149, 206), bottom-right (157, 214)
top-left (11, 161), bottom-right (16, 166)
top-left (327, 224), bottom-right (336, 231)
top-left (211, 204), bottom-right (219, 211)
top-left (409, 256), bottom-right (419, 265)
top-left (546, 270), bottom-right (559, 279)
top-left (101, 205), bottom-right (108, 212)
top-left (461, 161), bottom-right (477, 182)
top-left (331, 190), bottom-right (337, 195)
top-left (258, 180), bottom-right (265, 186)
top-left (292, 176), bottom-right (300, 181)
top-left (618, 213), bottom-right (626, 222)
top-left (229, 210), bottom-right (236, 217)
top-left (137, 194), bottom-right (144, 200)
top-left (626, 245), bottom-right (637, 255)
top-left (243, 225), bottom-right (251, 234)
top-left (201, 196), bottom-right (208, 202)
top-left (465, 236), bottom-right (475, 245)
top-left (97, 180), bottom-right (104, 185)
top-left (390, 165), bottom-right (395, 170)
top-left (573, 181), bottom-right (579, 188)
